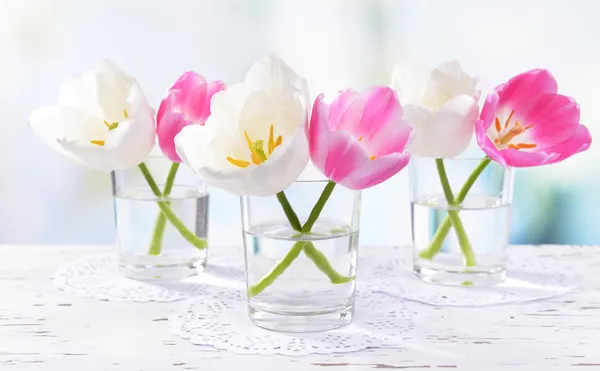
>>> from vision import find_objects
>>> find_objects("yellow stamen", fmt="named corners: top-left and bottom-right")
top-left (227, 125), bottom-right (284, 168)
top-left (495, 117), bottom-right (502, 132)
top-left (227, 157), bottom-right (251, 168)
top-left (358, 136), bottom-right (363, 141)
top-left (508, 144), bottom-right (519, 150)
top-left (123, 110), bottom-right (128, 118)
top-left (104, 120), bottom-right (110, 128)
top-left (516, 143), bottom-right (537, 149)
top-left (244, 131), bottom-right (258, 157)
top-left (90, 140), bottom-right (105, 146)
top-left (268, 124), bottom-right (275, 155)
top-left (504, 109), bottom-right (515, 129)
top-left (370, 155), bottom-right (377, 160)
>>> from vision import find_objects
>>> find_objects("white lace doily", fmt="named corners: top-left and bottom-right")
top-left (364, 247), bottom-right (576, 307)
top-left (51, 253), bottom-right (245, 302)
top-left (169, 290), bottom-right (415, 356)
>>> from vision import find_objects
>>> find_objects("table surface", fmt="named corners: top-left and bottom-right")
top-left (1, 245), bottom-right (600, 370)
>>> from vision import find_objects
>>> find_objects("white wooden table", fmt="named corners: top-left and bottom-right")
top-left (1, 245), bottom-right (600, 370)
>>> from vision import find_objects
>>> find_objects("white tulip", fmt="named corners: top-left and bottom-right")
top-left (175, 54), bottom-right (310, 196)
top-left (391, 60), bottom-right (480, 158)
top-left (29, 60), bottom-right (155, 171)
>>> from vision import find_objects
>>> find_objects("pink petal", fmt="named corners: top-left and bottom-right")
top-left (157, 110), bottom-right (192, 163)
top-left (339, 152), bottom-right (411, 190)
top-left (365, 116), bottom-right (413, 157)
top-left (475, 93), bottom-right (508, 167)
top-left (496, 69), bottom-right (558, 115)
top-left (328, 88), bottom-right (365, 131)
top-left (544, 124), bottom-right (592, 164)
top-left (308, 94), bottom-right (333, 170)
top-left (356, 87), bottom-right (403, 141)
top-left (322, 130), bottom-right (370, 183)
top-left (499, 148), bottom-right (557, 167)
top-left (525, 94), bottom-right (581, 148)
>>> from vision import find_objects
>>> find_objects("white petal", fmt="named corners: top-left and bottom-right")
top-left (423, 60), bottom-right (480, 110)
top-left (245, 54), bottom-right (310, 111)
top-left (209, 84), bottom-right (250, 131)
top-left (390, 60), bottom-right (431, 106)
top-left (57, 107), bottom-right (155, 172)
top-left (245, 125), bottom-right (309, 196)
top-left (58, 76), bottom-right (104, 119)
top-left (176, 124), bottom-right (309, 196)
top-left (238, 90), bottom-right (303, 141)
top-left (28, 105), bottom-right (107, 165)
top-left (406, 95), bottom-right (478, 158)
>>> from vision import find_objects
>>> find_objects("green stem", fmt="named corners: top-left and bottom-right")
top-left (301, 181), bottom-right (336, 233)
top-left (247, 241), bottom-right (306, 297)
top-left (418, 157), bottom-right (492, 261)
top-left (434, 159), bottom-right (476, 266)
top-left (303, 242), bottom-right (354, 284)
top-left (148, 162), bottom-right (180, 256)
top-left (137, 163), bottom-right (207, 251)
top-left (275, 191), bottom-right (302, 231)
top-left (247, 181), bottom-right (353, 297)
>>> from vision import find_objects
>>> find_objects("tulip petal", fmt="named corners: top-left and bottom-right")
top-left (57, 105), bottom-right (156, 172)
top-left (496, 69), bottom-right (558, 115)
top-left (475, 93), bottom-right (508, 167)
top-left (525, 94), bottom-right (581, 148)
top-left (29, 105), bottom-right (106, 165)
top-left (356, 87), bottom-right (403, 141)
top-left (339, 152), bottom-right (411, 190)
top-left (157, 109), bottom-right (191, 162)
top-left (328, 89), bottom-right (364, 132)
top-left (322, 130), bottom-right (370, 183)
top-left (407, 95), bottom-right (478, 158)
top-left (544, 124), bottom-right (592, 164)
top-left (423, 60), bottom-right (481, 110)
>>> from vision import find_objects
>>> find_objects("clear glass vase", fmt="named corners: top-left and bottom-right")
top-left (410, 157), bottom-right (514, 287)
top-left (111, 156), bottom-right (209, 280)
top-left (241, 180), bottom-right (361, 332)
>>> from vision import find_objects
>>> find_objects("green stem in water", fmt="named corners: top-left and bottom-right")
top-left (148, 162), bottom-right (180, 256)
top-left (418, 157), bottom-right (492, 261)
top-left (137, 163), bottom-right (207, 251)
top-left (247, 181), bottom-right (353, 297)
top-left (246, 241), bottom-right (306, 297)
top-left (434, 159), bottom-right (476, 267)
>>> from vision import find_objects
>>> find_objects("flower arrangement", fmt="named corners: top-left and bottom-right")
top-left (28, 61), bottom-right (221, 269)
top-left (393, 61), bottom-right (592, 282)
top-left (29, 55), bottom-right (592, 296)
top-left (174, 55), bottom-right (414, 299)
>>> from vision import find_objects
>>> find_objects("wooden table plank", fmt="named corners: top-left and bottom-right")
top-left (1, 245), bottom-right (599, 370)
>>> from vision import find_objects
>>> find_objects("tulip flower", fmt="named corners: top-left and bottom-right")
top-left (247, 86), bottom-right (415, 297)
top-left (29, 60), bottom-right (207, 256)
top-left (309, 87), bottom-right (414, 190)
top-left (419, 68), bottom-right (592, 264)
top-left (391, 60), bottom-right (480, 158)
top-left (29, 60), bottom-right (156, 171)
top-left (476, 69), bottom-right (592, 167)
top-left (174, 54), bottom-right (310, 196)
top-left (157, 72), bottom-right (226, 163)
top-left (144, 72), bottom-right (225, 256)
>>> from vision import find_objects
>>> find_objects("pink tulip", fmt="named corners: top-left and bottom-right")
top-left (157, 71), bottom-right (226, 162)
top-left (309, 87), bottom-right (414, 190)
top-left (475, 69), bottom-right (591, 167)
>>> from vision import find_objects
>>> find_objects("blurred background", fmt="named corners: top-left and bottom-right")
top-left (2, 0), bottom-right (598, 246)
